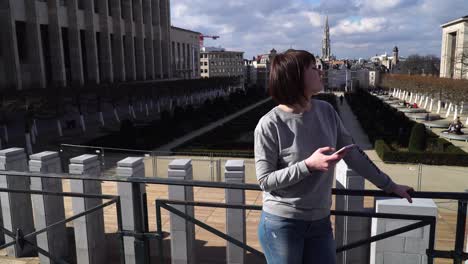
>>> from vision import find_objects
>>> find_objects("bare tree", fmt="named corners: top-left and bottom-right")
top-left (452, 47), bottom-right (468, 79)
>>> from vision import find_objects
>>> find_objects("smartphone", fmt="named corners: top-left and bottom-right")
top-left (333, 144), bottom-right (358, 155)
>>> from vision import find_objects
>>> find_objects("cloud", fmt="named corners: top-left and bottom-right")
top-left (331, 17), bottom-right (387, 35)
top-left (170, 0), bottom-right (468, 59)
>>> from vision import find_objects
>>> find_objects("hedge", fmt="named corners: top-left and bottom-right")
top-left (408, 123), bottom-right (426, 152)
top-left (375, 139), bottom-right (468, 166)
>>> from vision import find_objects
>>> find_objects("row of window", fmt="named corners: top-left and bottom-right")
top-left (37, 0), bottom-right (166, 24)
top-left (200, 68), bottom-right (244, 73)
top-left (200, 61), bottom-right (243, 66)
top-left (201, 53), bottom-right (243, 59)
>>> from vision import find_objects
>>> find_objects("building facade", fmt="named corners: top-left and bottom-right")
top-left (243, 59), bottom-right (257, 87)
top-left (199, 47), bottom-right (244, 80)
top-left (170, 26), bottom-right (200, 79)
top-left (0, 0), bottom-right (172, 90)
top-left (440, 15), bottom-right (468, 79)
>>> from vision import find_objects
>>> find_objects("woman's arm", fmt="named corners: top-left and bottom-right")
top-left (254, 123), bottom-right (310, 192)
top-left (333, 108), bottom-right (412, 201)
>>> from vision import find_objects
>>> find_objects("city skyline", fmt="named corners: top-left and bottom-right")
top-left (171, 0), bottom-right (467, 59)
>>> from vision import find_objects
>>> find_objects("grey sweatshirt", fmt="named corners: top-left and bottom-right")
top-left (254, 99), bottom-right (395, 221)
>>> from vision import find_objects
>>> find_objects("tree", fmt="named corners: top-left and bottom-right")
top-left (451, 47), bottom-right (468, 79)
top-left (394, 54), bottom-right (440, 76)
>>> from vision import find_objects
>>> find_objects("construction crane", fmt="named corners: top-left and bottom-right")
top-left (199, 35), bottom-right (220, 48)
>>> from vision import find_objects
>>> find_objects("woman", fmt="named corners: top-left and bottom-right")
top-left (254, 50), bottom-right (413, 264)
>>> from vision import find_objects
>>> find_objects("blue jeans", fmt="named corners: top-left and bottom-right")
top-left (258, 211), bottom-right (336, 264)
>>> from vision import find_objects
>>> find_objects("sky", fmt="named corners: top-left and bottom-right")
top-left (170, 0), bottom-right (467, 60)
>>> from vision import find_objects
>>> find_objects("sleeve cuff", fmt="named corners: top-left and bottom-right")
top-left (298, 160), bottom-right (310, 176)
top-left (381, 177), bottom-right (396, 193)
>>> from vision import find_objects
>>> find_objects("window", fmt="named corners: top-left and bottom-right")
top-left (78, 0), bottom-right (85, 10)
top-left (94, 0), bottom-right (98, 13)
top-left (108, 0), bottom-right (112, 16)
top-left (15, 21), bottom-right (28, 62)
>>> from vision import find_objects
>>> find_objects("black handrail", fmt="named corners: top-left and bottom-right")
top-left (2, 170), bottom-right (468, 201)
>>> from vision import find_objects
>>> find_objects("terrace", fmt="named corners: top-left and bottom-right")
top-left (0, 92), bottom-right (467, 264)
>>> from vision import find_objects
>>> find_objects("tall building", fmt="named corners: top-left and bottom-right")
top-left (0, 0), bottom-right (172, 90)
top-left (170, 26), bottom-right (201, 79)
top-left (199, 47), bottom-right (244, 81)
top-left (440, 15), bottom-right (468, 79)
top-left (322, 16), bottom-right (331, 61)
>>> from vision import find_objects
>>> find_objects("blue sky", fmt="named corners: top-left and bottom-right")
top-left (170, 0), bottom-right (467, 60)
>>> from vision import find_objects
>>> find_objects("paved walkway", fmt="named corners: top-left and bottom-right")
top-left (334, 92), bottom-right (373, 150)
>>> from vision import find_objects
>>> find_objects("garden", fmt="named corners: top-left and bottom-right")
top-left (86, 86), bottom-right (268, 150)
top-left (174, 93), bottom-right (339, 157)
top-left (345, 88), bottom-right (468, 166)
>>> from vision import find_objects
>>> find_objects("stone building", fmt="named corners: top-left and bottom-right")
top-left (440, 15), bottom-right (468, 79)
top-left (243, 59), bottom-right (257, 87)
top-left (199, 47), bottom-right (244, 81)
top-left (170, 26), bottom-right (201, 79)
top-left (0, 0), bottom-right (172, 90)
top-left (370, 46), bottom-right (400, 71)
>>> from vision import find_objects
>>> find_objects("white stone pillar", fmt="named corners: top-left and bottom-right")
top-left (445, 105), bottom-right (452, 118)
top-left (429, 99), bottom-right (434, 112)
top-left (225, 160), bottom-right (246, 264)
top-left (0, 148), bottom-right (35, 257)
top-left (69, 154), bottom-right (106, 264)
top-left (168, 159), bottom-right (195, 264)
top-left (370, 199), bottom-right (437, 264)
top-left (409, 93), bottom-right (413, 103)
top-left (335, 160), bottom-right (369, 264)
top-left (437, 101), bottom-right (441, 114)
top-left (117, 157), bottom-right (147, 264)
top-left (465, 117), bottom-right (468, 127)
top-left (454, 106), bottom-right (458, 121)
top-left (29, 151), bottom-right (68, 264)
top-left (423, 97), bottom-right (429, 109)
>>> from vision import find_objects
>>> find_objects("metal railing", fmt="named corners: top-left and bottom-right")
top-left (0, 187), bottom-right (124, 264)
top-left (0, 170), bottom-right (467, 264)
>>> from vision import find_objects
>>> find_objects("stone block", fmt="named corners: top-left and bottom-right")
top-left (383, 252), bottom-right (421, 264)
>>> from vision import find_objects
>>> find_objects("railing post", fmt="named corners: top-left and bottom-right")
top-left (454, 200), bottom-right (467, 264)
top-left (335, 160), bottom-right (369, 264)
top-left (116, 157), bottom-right (149, 264)
top-left (69, 154), bottom-right (107, 264)
top-left (168, 159), bottom-right (195, 264)
top-left (225, 160), bottom-right (246, 264)
top-left (370, 198), bottom-right (437, 264)
top-left (29, 151), bottom-right (68, 263)
top-left (0, 147), bottom-right (36, 257)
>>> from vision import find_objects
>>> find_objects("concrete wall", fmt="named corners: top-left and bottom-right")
top-left (370, 198), bottom-right (437, 264)
top-left (440, 19), bottom-right (468, 79)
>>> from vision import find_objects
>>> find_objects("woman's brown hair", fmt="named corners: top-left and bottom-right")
top-left (268, 49), bottom-right (316, 106)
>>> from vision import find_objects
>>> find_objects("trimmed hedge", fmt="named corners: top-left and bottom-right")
top-left (375, 139), bottom-right (468, 166)
top-left (408, 123), bottom-right (426, 152)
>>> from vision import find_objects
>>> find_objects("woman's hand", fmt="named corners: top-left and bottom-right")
top-left (304, 146), bottom-right (347, 172)
top-left (390, 184), bottom-right (414, 203)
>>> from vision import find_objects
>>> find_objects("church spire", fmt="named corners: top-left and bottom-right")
top-left (322, 15), bottom-right (331, 61)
